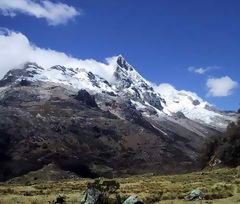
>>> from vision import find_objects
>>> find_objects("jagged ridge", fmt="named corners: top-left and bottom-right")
top-left (0, 56), bottom-right (237, 130)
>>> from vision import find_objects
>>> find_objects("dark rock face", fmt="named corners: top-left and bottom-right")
top-left (192, 100), bottom-right (200, 106)
top-left (75, 90), bottom-right (98, 108)
top-left (102, 91), bottom-right (117, 97)
top-left (114, 68), bottom-right (133, 89)
top-left (117, 55), bottom-right (133, 71)
top-left (0, 81), bottom-right (200, 181)
top-left (0, 75), bottom-right (15, 87)
top-left (19, 79), bottom-right (31, 86)
top-left (121, 103), bottom-right (162, 136)
top-left (143, 92), bottom-right (163, 111)
top-left (0, 130), bottom-right (11, 163)
top-left (174, 111), bottom-right (186, 119)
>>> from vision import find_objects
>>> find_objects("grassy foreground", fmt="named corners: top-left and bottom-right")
top-left (0, 168), bottom-right (240, 204)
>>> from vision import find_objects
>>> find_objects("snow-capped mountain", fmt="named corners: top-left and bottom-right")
top-left (1, 55), bottom-right (237, 130)
top-left (0, 55), bottom-right (239, 179)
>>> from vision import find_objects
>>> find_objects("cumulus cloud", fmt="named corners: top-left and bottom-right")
top-left (0, 0), bottom-right (80, 25)
top-left (0, 29), bottom-right (116, 80)
top-left (155, 83), bottom-right (177, 97)
top-left (188, 66), bottom-right (219, 75)
top-left (155, 83), bottom-right (202, 101)
top-left (207, 76), bottom-right (238, 97)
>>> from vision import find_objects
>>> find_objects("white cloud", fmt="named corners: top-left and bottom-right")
top-left (0, 0), bottom-right (80, 25)
top-left (0, 29), bottom-right (116, 81)
top-left (188, 66), bottom-right (219, 75)
top-left (155, 83), bottom-right (177, 97)
top-left (207, 76), bottom-right (238, 97)
top-left (155, 83), bottom-right (202, 102)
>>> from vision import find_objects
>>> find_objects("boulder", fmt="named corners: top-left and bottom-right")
top-left (184, 189), bottom-right (204, 201)
top-left (80, 188), bottom-right (103, 204)
top-left (81, 180), bottom-right (121, 204)
top-left (123, 195), bottom-right (144, 204)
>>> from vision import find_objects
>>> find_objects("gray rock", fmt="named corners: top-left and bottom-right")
top-left (192, 100), bottom-right (200, 106)
top-left (123, 195), bottom-right (144, 204)
top-left (80, 188), bottom-right (103, 204)
top-left (185, 188), bottom-right (204, 201)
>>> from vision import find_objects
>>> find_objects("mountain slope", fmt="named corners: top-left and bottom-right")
top-left (0, 55), bottom-right (238, 180)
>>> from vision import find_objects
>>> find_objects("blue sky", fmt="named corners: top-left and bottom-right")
top-left (0, 0), bottom-right (239, 110)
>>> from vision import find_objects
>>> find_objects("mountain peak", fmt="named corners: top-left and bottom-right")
top-left (116, 55), bottom-right (133, 71)
top-left (23, 62), bottom-right (38, 67)
top-left (113, 55), bottom-right (153, 90)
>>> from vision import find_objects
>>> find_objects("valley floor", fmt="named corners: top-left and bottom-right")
top-left (0, 168), bottom-right (240, 204)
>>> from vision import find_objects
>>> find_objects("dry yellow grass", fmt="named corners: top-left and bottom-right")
top-left (0, 168), bottom-right (240, 204)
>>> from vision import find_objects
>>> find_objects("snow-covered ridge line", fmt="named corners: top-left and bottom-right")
top-left (4, 62), bottom-right (116, 94)
top-left (1, 55), bottom-right (238, 129)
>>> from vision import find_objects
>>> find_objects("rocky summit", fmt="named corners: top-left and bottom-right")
top-left (0, 55), bottom-right (238, 181)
